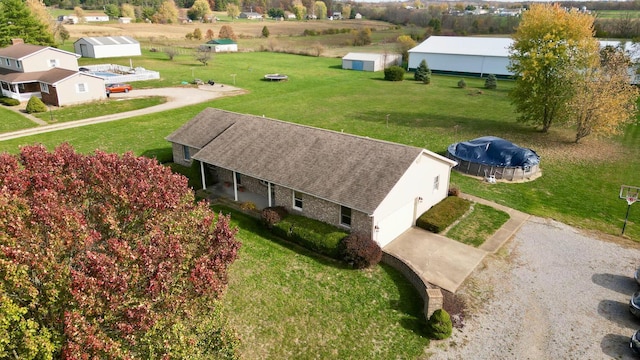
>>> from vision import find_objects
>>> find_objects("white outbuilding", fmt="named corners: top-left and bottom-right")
top-left (73, 36), bottom-right (141, 59)
top-left (342, 52), bottom-right (402, 72)
top-left (408, 36), bottom-right (513, 77)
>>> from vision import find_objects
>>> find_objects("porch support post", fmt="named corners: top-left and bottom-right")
top-left (268, 182), bottom-right (272, 207)
top-left (200, 161), bottom-right (206, 190)
top-left (232, 171), bottom-right (238, 201)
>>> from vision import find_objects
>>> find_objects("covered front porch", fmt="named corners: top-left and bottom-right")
top-left (205, 181), bottom-right (270, 210)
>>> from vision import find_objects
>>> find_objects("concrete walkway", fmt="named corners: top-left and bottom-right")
top-left (0, 85), bottom-right (247, 142)
top-left (383, 194), bottom-right (529, 293)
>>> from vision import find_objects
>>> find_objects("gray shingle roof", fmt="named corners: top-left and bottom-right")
top-left (0, 43), bottom-right (79, 60)
top-left (166, 108), bottom-right (428, 214)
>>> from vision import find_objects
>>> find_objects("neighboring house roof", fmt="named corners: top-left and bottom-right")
top-left (74, 36), bottom-right (140, 46)
top-left (167, 108), bottom-right (454, 214)
top-left (409, 36), bottom-right (513, 57)
top-left (0, 43), bottom-right (80, 60)
top-left (342, 52), bottom-right (387, 61)
top-left (206, 39), bottom-right (236, 45)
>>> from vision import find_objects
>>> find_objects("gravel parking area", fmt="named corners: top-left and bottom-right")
top-left (426, 216), bottom-right (640, 359)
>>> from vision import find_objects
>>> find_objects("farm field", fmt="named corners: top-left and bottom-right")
top-left (594, 10), bottom-right (640, 18)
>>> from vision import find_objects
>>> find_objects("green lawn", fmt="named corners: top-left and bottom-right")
top-left (216, 206), bottom-right (428, 359)
top-left (34, 96), bottom-right (166, 123)
top-left (446, 204), bottom-right (510, 247)
top-left (1, 51), bottom-right (638, 240)
top-left (594, 10), bottom-right (640, 18)
top-left (0, 106), bottom-right (38, 133)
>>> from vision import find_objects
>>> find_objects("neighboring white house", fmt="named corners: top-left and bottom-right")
top-left (342, 52), bottom-right (402, 72)
top-left (239, 12), bottom-right (262, 19)
top-left (73, 36), bottom-right (141, 59)
top-left (0, 40), bottom-right (106, 106)
top-left (166, 108), bottom-right (457, 247)
top-left (202, 39), bottom-right (238, 52)
top-left (408, 36), bottom-right (513, 77)
top-left (83, 12), bottom-right (110, 22)
top-left (118, 17), bottom-right (132, 24)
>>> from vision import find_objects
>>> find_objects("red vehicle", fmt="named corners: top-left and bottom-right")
top-left (105, 83), bottom-right (132, 94)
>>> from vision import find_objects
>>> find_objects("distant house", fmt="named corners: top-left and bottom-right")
top-left (332, 12), bottom-right (342, 19)
top-left (342, 52), bottom-right (402, 72)
top-left (0, 41), bottom-right (106, 106)
top-left (354, 13), bottom-right (362, 19)
top-left (239, 12), bottom-right (262, 19)
top-left (203, 39), bottom-right (238, 52)
top-left (166, 108), bottom-right (457, 247)
top-left (118, 17), bottom-right (132, 24)
top-left (73, 36), bottom-right (141, 58)
top-left (83, 12), bottom-right (110, 22)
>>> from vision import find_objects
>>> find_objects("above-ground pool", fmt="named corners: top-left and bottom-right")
top-left (447, 136), bottom-right (541, 182)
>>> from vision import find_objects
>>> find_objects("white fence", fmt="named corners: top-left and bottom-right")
top-left (81, 64), bottom-right (160, 84)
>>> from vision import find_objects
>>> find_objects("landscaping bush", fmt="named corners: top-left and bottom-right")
top-left (457, 79), bottom-right (467, 88)
top-left (448, 186), bottom-right (460, 197)
top-left (384, 66), bottom-right (405, 81)
top-left (272, 213), bottom-right (348, 258)
top-left (0, 97), bottom-right (20, 106)
top-left (25, 96), bottom-right (47, 113)
top-left (484, 74), bottom-right (497, 89)
top-left (414, 59), bottom-right (431, 84)
top-left (339, 232), bottom-right (382, 269)
top-left (416, 196), bottom-right (471, 233)
top-left (260, 206), bottom-right (288, 229)
top-left (426, 309), bottom-right (453, 340)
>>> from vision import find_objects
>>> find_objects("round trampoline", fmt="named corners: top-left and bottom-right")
top-left (447, 136), bottom-right (541, 182)
top-left (264, 74), bottom-right (288, 81)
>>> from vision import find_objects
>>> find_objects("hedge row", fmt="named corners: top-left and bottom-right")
top-left (416, 196), bottom-right (471, 233)
top-left (271, 213), bottom-right (348, 259)
top-left (0, 97), bottom-right (20, 106)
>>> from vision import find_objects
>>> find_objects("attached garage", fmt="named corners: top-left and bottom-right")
top-left (342, 52), bottom-right (402, 72)
top-left (73, 36), bottom-right (141, 59)
top-left (408, 36), bottom-right (513, 77)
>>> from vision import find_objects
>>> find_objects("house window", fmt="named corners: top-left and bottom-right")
top-left (183, 145), bottom-right (191, 160)
top-left (5, 58), bottom-right (10, 66)
top-left (40, 83), bottom-right (49, 94)
top-left (340, 206), bottom-right (352, 227)
top-left (433, 175), bottom-right (440, 191)
top-left (48, 59), bottom-right (59, 67)
top-left (76, 83), bottom-right (87, 93)
top-left (293, 191), bottom-right (303, 210)
top-left (16, 60), bottom-right (21, 69)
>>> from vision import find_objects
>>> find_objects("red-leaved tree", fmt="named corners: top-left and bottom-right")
top-left (0, 144), bottom-right (241, 359)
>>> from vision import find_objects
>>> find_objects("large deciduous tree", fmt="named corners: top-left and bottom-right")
top-left (0, 0), bottom-right (55, 47)
top-left (153, 0), bottom-right (179, 24)
top-left (508, 4), bottom-right (599, 132)
top-left (568, 46), bottom-right (638, 143)
top-left (218, 24), bottom-right (237, 40)
top-left (188, 0), bottom-right (212, 21)
top-left (0, 144), bottom-right (241, 359)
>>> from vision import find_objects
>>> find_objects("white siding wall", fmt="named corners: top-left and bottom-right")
top-left (372, 152), bottom-right (453, 247)
top-left (54, 75), bottom-right (106, 106)
top-left (93, 44), bottom-right (141, 58)
top-left (408, 53), bottom-right (512, 76)
top-left (22, 49), bottom-right (79, 72)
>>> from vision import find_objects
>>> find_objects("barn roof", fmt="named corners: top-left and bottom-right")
top-left (166, 108), bottom-right (453, 213)
top-left (342, 52), bottom-right (387, 61)
top-left (409, 36), bottom-right (513, 57)
top-left (74, 36), bottom-right (140, 46)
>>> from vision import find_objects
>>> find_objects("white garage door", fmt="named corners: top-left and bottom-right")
top-left (375, 201), bottom-right (415, 248)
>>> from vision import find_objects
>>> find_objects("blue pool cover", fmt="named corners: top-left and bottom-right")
top-left (447, 136), bottom-right (540, 167)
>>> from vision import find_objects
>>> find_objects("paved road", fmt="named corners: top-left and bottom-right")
top-left (0, 85), bottom-right (246, 142)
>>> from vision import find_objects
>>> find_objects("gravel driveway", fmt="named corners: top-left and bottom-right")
top-left (426, 216), bottom-right (640, 359)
